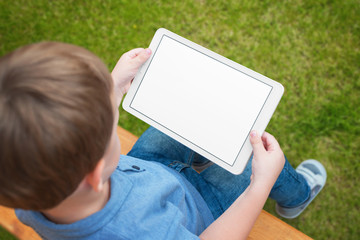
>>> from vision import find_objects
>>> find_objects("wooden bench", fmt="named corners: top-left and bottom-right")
top-left (0, 126), bottom-right (312, 240)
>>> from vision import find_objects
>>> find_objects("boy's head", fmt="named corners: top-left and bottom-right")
top-left (0, 42), bottom-right (115, 210)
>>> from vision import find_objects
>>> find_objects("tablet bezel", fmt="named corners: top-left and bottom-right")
top-left (123, 28), bottom-right (284, 174)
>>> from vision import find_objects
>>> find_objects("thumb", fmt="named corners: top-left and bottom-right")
top-left (133, 48), bottom-right (151, 66)
top-left (250, 130), bottom-right (266, 156)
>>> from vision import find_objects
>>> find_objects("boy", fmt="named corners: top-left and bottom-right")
top-left (0, 42), bottom-right (326, 239)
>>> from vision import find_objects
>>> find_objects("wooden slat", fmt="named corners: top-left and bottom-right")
top-left (0, 126), bottom-right (312, 240)
top-left (117, 126), bottom-right (139, 155)
top-left (249, 210), bottom-right (312, 239)
top-left (0, 206), bottom-right (40, 240)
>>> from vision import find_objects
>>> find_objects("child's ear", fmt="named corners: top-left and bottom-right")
top-left (85, 159), bottom-right (105, 192)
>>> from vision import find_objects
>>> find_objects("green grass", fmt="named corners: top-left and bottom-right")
top-left (0, 226), bottom-right (17, 240)
top-left (0, 0), bottom-right (359, 239)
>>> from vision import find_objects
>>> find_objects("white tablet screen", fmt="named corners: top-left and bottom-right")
top-left (130, 35), bottom-right (272, 166)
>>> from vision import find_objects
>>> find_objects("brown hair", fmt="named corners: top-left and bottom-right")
top-left (0, 42), bottom-right (114, 210)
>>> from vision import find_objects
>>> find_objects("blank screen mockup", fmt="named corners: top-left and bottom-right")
top-left (130, 35), bottom-right (272, 166)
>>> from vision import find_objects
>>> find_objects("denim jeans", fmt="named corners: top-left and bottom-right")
top-left (128, 127), bottom-right (310, 219)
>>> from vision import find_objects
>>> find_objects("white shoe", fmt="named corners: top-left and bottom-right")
top-left (276, 159), bottom-right (327, 219)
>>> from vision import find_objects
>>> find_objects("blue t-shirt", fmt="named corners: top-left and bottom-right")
top-left (16, 155), bottom-right (214, 239)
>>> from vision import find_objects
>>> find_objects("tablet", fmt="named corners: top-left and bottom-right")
top-left (123, 28), bottom-right (284, 174)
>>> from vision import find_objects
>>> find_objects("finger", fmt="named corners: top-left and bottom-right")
top-left (121, 82), bottom-right (132, 94)
top-left (261, 132), bottom-right (281, 152)
top-left (133, 48), bottom-right (151, 65)
top-left (249, 130), bottom-right (266, 155)
top-left (126, 48), bottom-right (145, 58)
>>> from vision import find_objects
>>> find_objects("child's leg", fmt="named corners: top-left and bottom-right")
top-left (128, 127), bottom-right (310, 219)
top-left (195, 156), bottom-right (312, 221)
top-left (269, 159), bottom-right (311, 207)
top-left (127, 126), bottom-right (195, 166)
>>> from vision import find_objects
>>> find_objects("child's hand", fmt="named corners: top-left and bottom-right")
top-left (111, 48), bottom-right (152, 106)
top-left (200, 132), bottom-right (286, 240)
top-left (249, 131), bottom-right (285, 189)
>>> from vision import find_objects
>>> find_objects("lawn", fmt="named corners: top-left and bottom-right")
top-left (0, 0), bottom-right (359, 239)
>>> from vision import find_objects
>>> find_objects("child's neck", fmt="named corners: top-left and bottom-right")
top-left (42, 179), bottom-right (111, 224)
